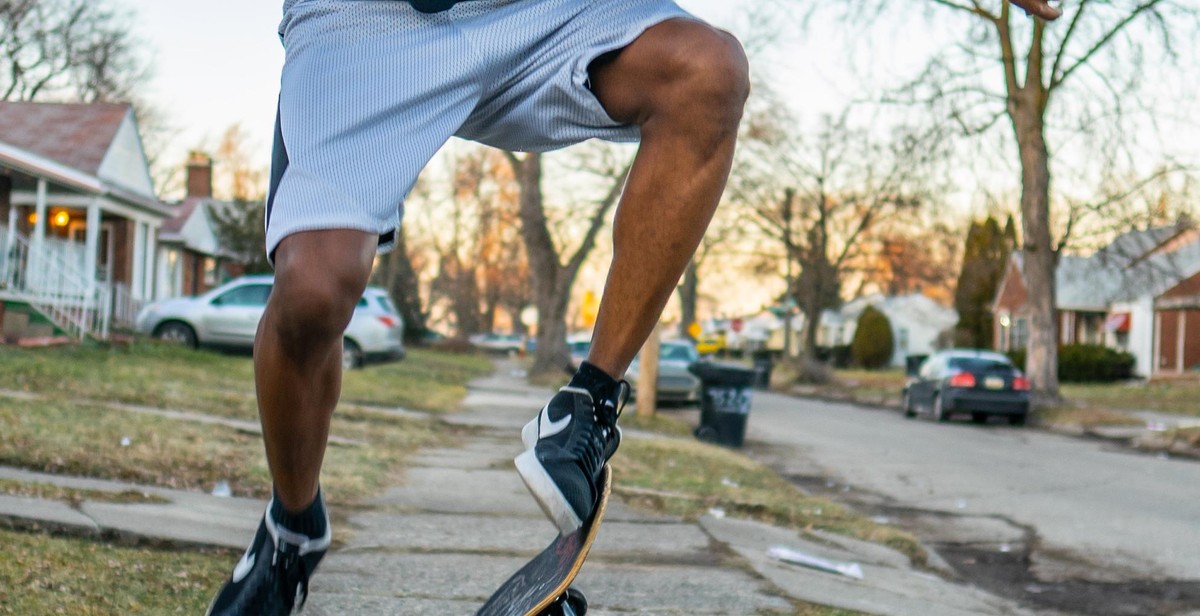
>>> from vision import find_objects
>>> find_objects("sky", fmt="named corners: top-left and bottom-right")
top-left (124, 0), bottom-right (942, 185)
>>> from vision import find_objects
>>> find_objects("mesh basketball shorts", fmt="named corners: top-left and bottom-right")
top-left (266, 0), bottom-right (695, 259)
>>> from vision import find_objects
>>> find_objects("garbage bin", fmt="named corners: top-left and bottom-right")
top-left (751, 350), bottom-right (774, 390)
top-left (688, 362), bottom-right (757, 447)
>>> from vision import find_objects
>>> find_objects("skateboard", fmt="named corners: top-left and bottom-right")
top-left (476, 465), bottom-right (612, 616)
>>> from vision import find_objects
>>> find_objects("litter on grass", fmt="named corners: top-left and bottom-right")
top-left (768, 545), bottom-right (864, 580)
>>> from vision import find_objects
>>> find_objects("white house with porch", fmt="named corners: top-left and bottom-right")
top-left (0, 102), bottom-right (170, 341)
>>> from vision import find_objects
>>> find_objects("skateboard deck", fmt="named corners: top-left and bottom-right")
top-left (476, 465), bottom-right (612, 616)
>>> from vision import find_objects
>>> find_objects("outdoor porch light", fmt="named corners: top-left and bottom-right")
top-left (52, 211), bottom-right (71, 228)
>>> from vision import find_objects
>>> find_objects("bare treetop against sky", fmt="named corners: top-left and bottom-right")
top-left (123, 0), bottom-right (1197, 201)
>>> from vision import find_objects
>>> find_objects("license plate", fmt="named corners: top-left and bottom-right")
top-left (985, 377), bottom-right (1005, 390)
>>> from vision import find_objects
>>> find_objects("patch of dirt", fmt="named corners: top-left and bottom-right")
top-left (784, 473), bottom-right (1200, 616)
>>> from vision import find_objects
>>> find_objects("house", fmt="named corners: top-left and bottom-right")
top-left (156, 152), bottom-right (244, 299)
top-left (0, 102), bottom-right (170, 340)
top-left (993, 222), bottom-right (1200, 377)
top-left (817, 292), bottom-right (958, 367)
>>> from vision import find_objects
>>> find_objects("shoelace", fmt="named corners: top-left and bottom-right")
top-left (275, 547), bottom-right (312, 611)
top-left (571, 380), bottom-right (631, 481)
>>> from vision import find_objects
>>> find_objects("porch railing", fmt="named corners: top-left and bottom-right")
top-left (111, 283), bottom-right (145, 331)
top-left (0, 230), bottom-right (112, 341)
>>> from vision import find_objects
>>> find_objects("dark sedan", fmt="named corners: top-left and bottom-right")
top-left (902, 350), bottom-right (1031, 425)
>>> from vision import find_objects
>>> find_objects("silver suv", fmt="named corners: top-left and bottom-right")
top-left (135, 275), bottom-right (405, 369)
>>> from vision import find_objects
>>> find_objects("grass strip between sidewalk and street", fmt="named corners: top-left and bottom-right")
top-left (0, 478), bottom-right (169, 506)
top-left (0, 527), bottom-right (229, 615)
top-left (612, 415), bottom-right (926, 566)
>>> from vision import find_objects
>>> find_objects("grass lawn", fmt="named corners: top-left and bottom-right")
top-left (1061, 380), bottom-right (1200, 418)
top-left (829, 369), bottom-right (906, 405)
top-left (0, 342), bottom-right (493, 419)
top-left (0, 343), bottom-right (492, 501)
top-left (0, 478), bottom-right (168, 505)
top-left (0, 528), bottom-right (230, 615)
top-left (613, 413), bottom-right (925, 566)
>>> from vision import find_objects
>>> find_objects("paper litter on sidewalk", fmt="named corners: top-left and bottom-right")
top-left (767, 545), bottom-right (864, 580)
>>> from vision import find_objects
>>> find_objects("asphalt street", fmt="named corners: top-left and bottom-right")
top-left (736, 390), bottom-right (1200, 614)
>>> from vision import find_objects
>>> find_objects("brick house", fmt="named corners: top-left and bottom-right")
top-left (993, 223), bottom-right (1200, 377)
top-left (0, 102), bottom-right (170, 340)
top-left (155, 152), bottom-right (245, 298)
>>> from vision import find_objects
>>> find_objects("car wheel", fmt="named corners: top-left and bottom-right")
top-left (972, 412), bottom-right (988, 424)
top-left (1008, 413), bottom-right (1027, 426)
top-left (934, 395), bottom-right (951, 422)
top-left (155, 321), bottom-right (197, 348)
top-left (902, 391), bottom-right (916, 418)
top-left (342, 339), bottom-right (363, 370)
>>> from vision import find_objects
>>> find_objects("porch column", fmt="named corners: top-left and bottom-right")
top-left (29, 178), bottom-right (48, 279)
top-left (84, 202), bottom-right (101, 281)
top-left (3, 206), bottom-right (14, 276)
top-left (143, 224), bottom-right (157, 300)
top-left (131, 222), bottom-right (145, 301)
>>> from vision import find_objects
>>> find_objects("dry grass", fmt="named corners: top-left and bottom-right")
top-left (0, 479), bottom-right (168, 505)
top-left (613, 436), bottom-right (926, 566)
top-left (1061, 380), bottom-right (1200, 418)
top-left (1034, 405), bottom-right (1145, 429)
top-left (0, 344), bottom-right (487, 503)
top-left (0, 528), bottom-right (230, 615)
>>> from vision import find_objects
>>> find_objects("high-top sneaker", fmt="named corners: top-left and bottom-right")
top-left (517, 379), bottom-right (628, 534)
top-left (206, 492), bottom-right (330, 616)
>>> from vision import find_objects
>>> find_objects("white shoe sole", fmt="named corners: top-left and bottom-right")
top-left (521, 416), bottom-right (538, 450)
top-left (515, 449), bottom-right (583, 534)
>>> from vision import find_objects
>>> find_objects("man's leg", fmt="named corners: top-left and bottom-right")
top-left (255, 229), bottom-right (379, 511)
top-left (207, 229), bottom-right (377, 616)
top-left (517, 19), bottom-right (748, 533)
top-left (587, 19), bottom-right (749, 377)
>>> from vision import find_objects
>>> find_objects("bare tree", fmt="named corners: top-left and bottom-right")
top-left (811, 0), bottom-right (1198, 396)
top-left (425, 148), bottom-right (529, 339)
top-left (0, 0), bottom-right (147, 102)
top-left (506, 149), bottom-right (631, 377)
top-left (734, 111), bottom-right (946, 361)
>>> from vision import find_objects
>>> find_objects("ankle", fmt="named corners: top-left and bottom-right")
top-left (569, 362), bottom-right (619, 402)
top-left (270, 486), bottom-right (329, 539)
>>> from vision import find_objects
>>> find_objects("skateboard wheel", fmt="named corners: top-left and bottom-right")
top-left (539, 587), bottom-right (587, 616)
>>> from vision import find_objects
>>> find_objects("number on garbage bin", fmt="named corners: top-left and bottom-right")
top-left (707, 387), bottom-right (751, 414)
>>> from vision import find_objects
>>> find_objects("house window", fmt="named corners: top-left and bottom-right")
top-left (203, 257), bottom-right (217, 287)
top-left (1013, 317), bottom-right (1029, 350)
top-left (897, 327), bottom-right (909, 352)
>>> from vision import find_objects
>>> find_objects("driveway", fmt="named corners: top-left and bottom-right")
top-left (736, 390), bottom-right (1200, 615)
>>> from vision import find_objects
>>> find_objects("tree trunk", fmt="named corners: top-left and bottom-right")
top-left (1012, 107), bottom-right (1060, 397)
top-left (513, 153), bottom-right (572, 376)
top-left (677, 259), bottom-right (699, 339)
top-left (374, 228), bottom-right (427, 343)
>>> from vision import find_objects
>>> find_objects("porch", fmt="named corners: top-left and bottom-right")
top-left (0, 146), bottom-right (167, 340)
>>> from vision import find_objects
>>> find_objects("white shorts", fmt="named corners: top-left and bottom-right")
top-left (266, 0), bottom-right (694, 260)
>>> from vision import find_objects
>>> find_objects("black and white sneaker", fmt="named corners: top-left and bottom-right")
top-left (206, 497), bottom-right (330, 616)
top-left (517, 383), bottom-right (628, 534)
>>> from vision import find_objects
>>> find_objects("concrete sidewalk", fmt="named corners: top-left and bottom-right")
top-left (1, 365), bottom-right (1037, 615)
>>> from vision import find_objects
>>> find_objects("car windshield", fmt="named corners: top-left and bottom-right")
top-left (661, 344), bottom-right (698, 362)
top-left (948, 357), bottom-right (1012, 373)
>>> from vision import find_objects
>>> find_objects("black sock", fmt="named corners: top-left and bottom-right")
top-left (269, 487), bottom-right (328, 539)
top-left (569, 361), bottom-right (619, 404)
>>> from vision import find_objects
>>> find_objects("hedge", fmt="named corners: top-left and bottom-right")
top-left (1007, 344), bottom-right (1135, 383)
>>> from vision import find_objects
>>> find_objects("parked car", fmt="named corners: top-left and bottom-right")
top-left (695, 333), bottom-right (726, 356)
top-left (135, 275), bottom-right (406, 369)
top-left (627, 339), bottom-right (702, 404)
top-left (468, 332), bottom-right (527, 354)
top-left (902, 349), bottom-right (1030, 425)
top-left (567, 334), bottom-right (592, 369)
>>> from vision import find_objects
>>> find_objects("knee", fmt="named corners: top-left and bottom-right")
top-left (268, 246), bottom-right (373, 343)
top-left (660, 25), bottom-right (750, 128)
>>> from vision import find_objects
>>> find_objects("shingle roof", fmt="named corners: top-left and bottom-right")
top-left (0, 101), bottom-right (129, 176)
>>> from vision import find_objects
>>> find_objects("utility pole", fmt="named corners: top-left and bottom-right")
top-left (636, 323), bottom-right (661, 418)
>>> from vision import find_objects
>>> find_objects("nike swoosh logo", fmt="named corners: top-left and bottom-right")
top-left (539, 407), bottom-right (572, 439)
top-left (231, 548), bottom-right (256, 583)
